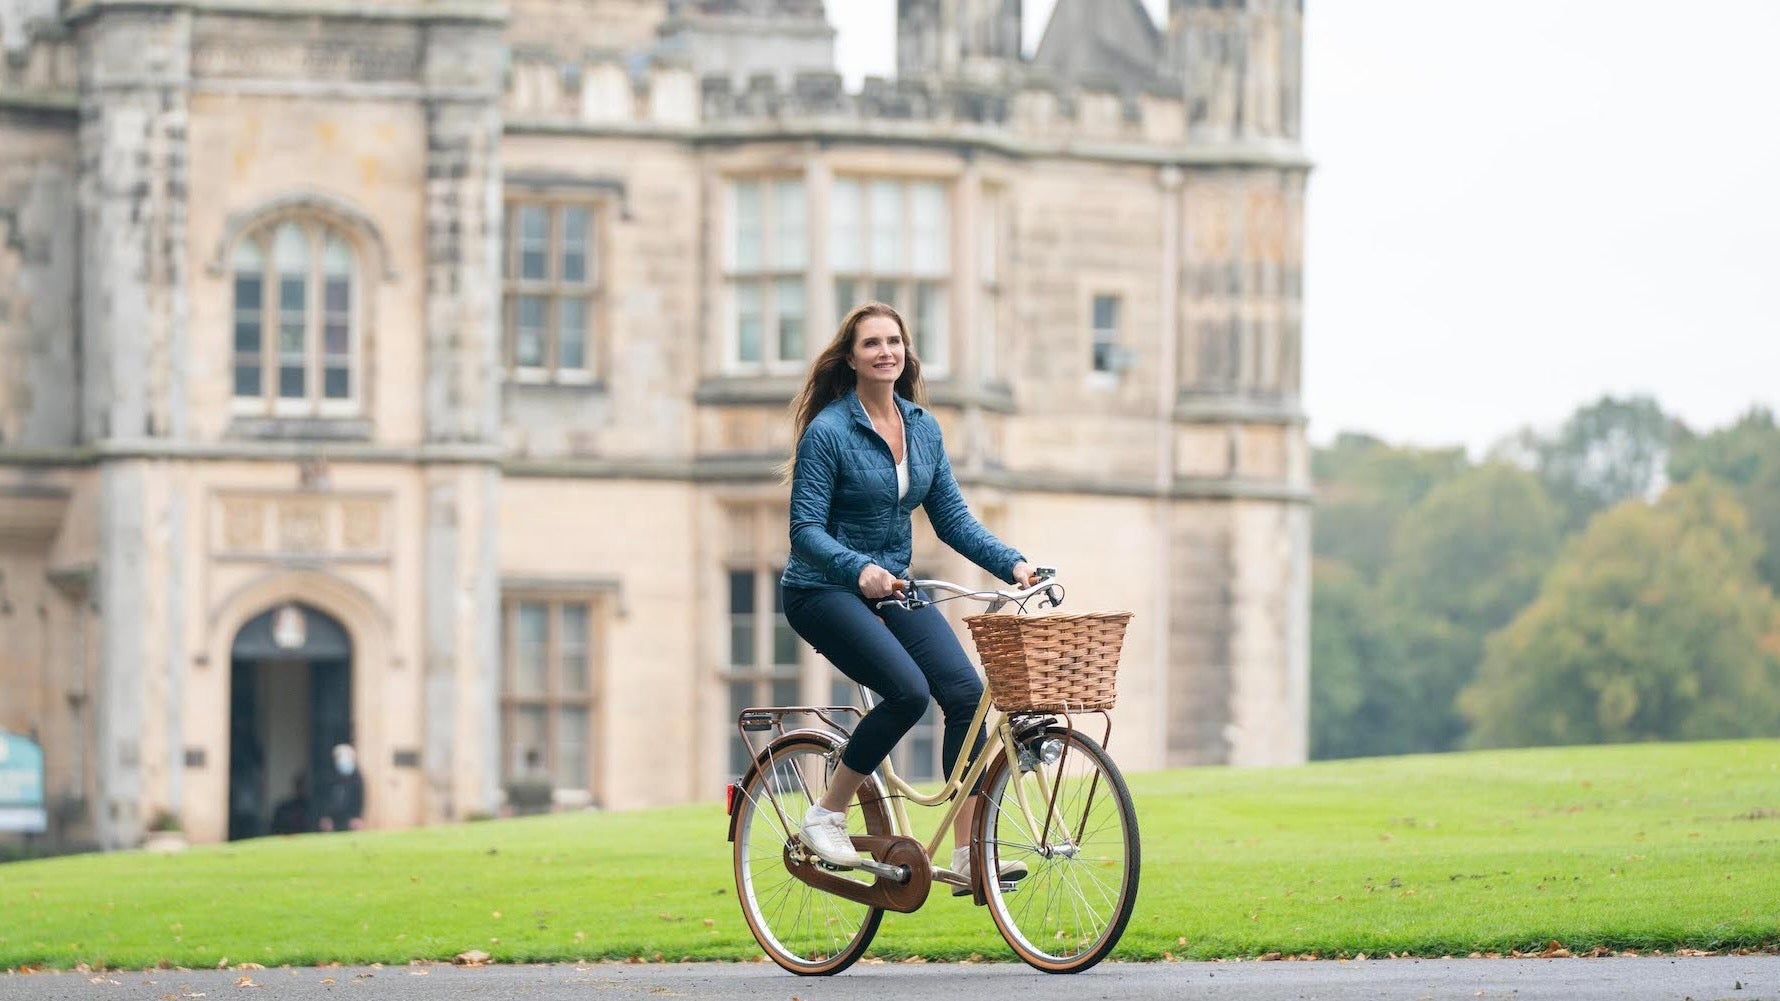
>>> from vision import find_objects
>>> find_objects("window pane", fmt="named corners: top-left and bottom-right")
top-left (508, 706), bottom-right (547, 781)
top-left (558, 296), bottom-right (588, 371)
top-left (273, 222), bottom-right (307, 271)
top-left (729, 570), bottom-right (755, 614)
top-left (323, 367), bottom-right (349, 399)
top-left (515, 295), bottom-right (547, 368)
top-left (911, 182), bottom-right (947, 276)
top-left (518, 205), bottom-right (548, 280)
top-left (874, 280), bottom-right (899, 309)
top-left (1093, 294), bottom-right (1120, 331)
top-left (773, 615), bottom-right (798, 666)
top-left (277, 237), bottom-right (306, 399)
top-left (869, 180), bottom-right (904, 272)
top-left (906, 731), bottom-right (936, 781)
top-left (233, 266), bottom-right (263, 398)
top-left (916, 282), bottom-right (946, 370)
top-left (234, 363), bottom-right (262, 398)
top-left (831, 675), bottom-right (855, 707)
top-left (730, 618), bottom-right (755, 668)
top-left (322, 235), bottom-right (351, 277)
top-left (279, 365), bottom-right (305, 399)
top-left (773, 179), bottom-right (807, 269)
top-left (559, 604), bottom-right (589, 695)
top-left (734, 282), bottom-right (763, 364)
top-left (234, 271), bottom-right (262, 311)
top-left (834, 279), bottom-right (856, 323)
top-left (561, 206), bottom-right (590, 284)
top-left (556, 707), bottom-right (589, 790)
top-left (771, 679), bottom-right (800, 707)
top-left (324, 317), bottom-right (349, 357)
top-left (775, 278), bottom-right (804, 363)
top-left (514, 602), bottom-right (548, 695)
top-left (830, 178), bottom-right (861, 273)
top-left (732, 181), bottom-right (763, 272)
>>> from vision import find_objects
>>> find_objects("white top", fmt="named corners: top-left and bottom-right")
top-left (895, 427), bottom-right (909, 500)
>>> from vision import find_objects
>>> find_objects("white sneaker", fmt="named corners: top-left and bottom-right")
top-left (799, 804), bottom-right (862, 869)
top-left (951, 845), bottom-right (1029, 895)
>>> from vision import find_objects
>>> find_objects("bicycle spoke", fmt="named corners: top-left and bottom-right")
top-left (734, 739), bottom-right (882, 974)
top-left (982, 730), bottom-right (1138, 972)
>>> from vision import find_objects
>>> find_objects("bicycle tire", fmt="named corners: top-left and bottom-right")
top-left (975, 726), bottom-right (1140, 973)
top-left (732, 732), bottom-right (887, 975)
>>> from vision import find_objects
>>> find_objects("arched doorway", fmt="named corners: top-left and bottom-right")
top-left (227, 603), bottom-right (353, 840)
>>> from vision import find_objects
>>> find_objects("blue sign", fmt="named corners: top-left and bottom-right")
top-left (0, 730), bottom-right (47, 834)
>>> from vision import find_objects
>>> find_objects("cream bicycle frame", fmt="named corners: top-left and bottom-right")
top-left (846, 637), bottom-right (1081, 864)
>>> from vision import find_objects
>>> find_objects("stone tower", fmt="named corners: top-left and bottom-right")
top-left (1162, 0), bottom-right (1305, 141)
top-left (896, 0), bottom-right (1022, 84)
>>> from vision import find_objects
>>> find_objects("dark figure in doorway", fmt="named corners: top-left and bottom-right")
top-left (270, 774), bottom-right (311, 835)
top-left (317, 743), bottom-right (365, 832)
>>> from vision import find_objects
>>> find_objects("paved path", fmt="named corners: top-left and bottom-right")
top-left (10, 957), bottom-right (1778, 1001)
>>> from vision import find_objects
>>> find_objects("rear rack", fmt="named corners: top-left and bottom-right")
top-left (735, 704), bottom-right (862, 770)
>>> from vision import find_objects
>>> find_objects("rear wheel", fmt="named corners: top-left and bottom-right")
top-left (976, 726), bottom-right (1140, 973)
top-left (732, 733), bottom-right (886, 975)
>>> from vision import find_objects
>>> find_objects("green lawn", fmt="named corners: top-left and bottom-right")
top-left (3, 740), bottom-right (1777, 970)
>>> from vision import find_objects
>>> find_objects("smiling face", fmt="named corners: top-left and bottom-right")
top-left (849, 314), bottom-right (905, 387)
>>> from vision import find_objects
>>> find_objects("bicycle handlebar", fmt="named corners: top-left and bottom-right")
top-left (873, 566), bottom-right (1063, 614)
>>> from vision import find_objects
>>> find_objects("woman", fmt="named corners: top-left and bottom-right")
top-left (780, 301), bottom-right (1039, 888)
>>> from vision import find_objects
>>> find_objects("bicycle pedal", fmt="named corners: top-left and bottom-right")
top-left (997, 879), bottom-right (1019, 892)
top-left (815, 859), bottom-right (855, 873)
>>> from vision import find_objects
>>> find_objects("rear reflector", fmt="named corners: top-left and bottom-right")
top-left (725, 782), bottom-right (738, 816)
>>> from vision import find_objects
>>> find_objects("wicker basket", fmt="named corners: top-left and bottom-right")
top-left (964, 611), bottom-right (1134, 712)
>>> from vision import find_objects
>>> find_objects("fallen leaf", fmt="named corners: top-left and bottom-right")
top-left (319, 979), bottom-right (336, 986)
top-left (453, 950), bottom-right (491, 967)
top-left (410, 970), bottom-right (430, 977)
top-left (233, 976), bottom-right (260, 989)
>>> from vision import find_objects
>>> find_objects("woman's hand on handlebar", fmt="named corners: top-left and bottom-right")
top-left (1011, 561), bottom-right (1045, 589)
top-left (858, 564), bottom-right (907, 601)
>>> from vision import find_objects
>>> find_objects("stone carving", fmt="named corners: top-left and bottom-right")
top-left (340, 499), bottom-right (382, 552)
top-left (214, 492), bottom-right (389, 560)
top-left (278, 499), bottom-right (327, 553)
top-left (220, 497), bottom-right (265, 551)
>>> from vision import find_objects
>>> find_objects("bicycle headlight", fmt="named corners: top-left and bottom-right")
top-left (1038, 738), bottom-right (1064, 766)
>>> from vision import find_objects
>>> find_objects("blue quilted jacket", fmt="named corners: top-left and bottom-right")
top-left (781, 389), bottom-right (1024, 593)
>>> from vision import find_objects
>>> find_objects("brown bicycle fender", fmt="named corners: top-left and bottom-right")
top-left (783, 834), bottom-right (933, 914)
top-left (726, 730), bottom-right (891, 843)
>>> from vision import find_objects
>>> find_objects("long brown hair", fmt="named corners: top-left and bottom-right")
top-left (782, 301), bottom-right (928, 481)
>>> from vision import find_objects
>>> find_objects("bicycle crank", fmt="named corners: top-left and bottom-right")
top-left (784, 834), bottom-right (933, 913)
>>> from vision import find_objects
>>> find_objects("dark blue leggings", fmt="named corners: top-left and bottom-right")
top-left (782, 585), bottom-right (987, 778)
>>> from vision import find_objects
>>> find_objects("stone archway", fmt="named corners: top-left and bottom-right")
top-left (226, 603), bottom-right (352, 840)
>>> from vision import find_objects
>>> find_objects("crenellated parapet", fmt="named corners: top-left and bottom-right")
top-left (504, 52), bottom-right (1310, 159)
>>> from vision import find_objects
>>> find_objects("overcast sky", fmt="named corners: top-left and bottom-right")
top-left (832, 1), bottom-right (1780, 454)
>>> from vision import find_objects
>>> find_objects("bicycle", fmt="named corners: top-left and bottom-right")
top-left (724, 570), bottom-right (1140, 975)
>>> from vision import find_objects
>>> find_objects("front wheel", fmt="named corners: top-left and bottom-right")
top-left (732, 733), bottom-right (887, 975)
top-left (976, 726), bottom-right (1140, 973)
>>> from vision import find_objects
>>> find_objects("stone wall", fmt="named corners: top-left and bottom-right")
top-left (0, 107), bottom-right (78, 447)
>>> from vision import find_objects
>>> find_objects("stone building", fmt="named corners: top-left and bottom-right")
top-left (0, 0), bottom-right (1309, 850)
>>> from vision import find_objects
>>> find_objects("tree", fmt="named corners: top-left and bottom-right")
top-left (1519, 394), bottom-right (1683, 531)
top-left (1461, 479), bottom-right (1780, 747)
top-left (1313, 432), bottom-right (1468, 581)
top-left (1372, 463), bottom-right (1564, 751)
top-left (1668, 406), bottom-right (1780, 593)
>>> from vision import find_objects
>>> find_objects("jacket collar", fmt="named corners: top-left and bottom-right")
top-left (844, 387), bottom-right (924, 433)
